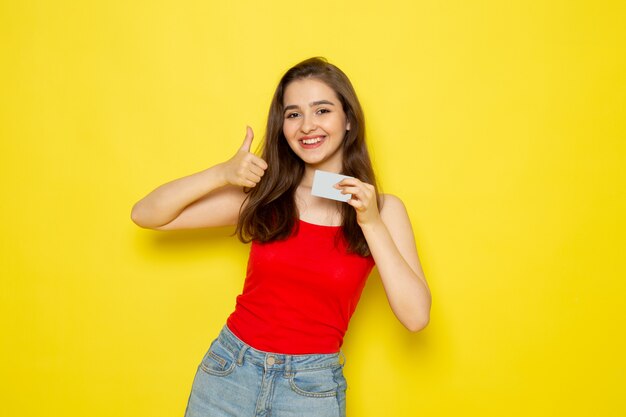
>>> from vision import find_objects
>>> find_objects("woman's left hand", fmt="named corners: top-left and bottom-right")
top-left (335, 178), bottom-right (381, 227)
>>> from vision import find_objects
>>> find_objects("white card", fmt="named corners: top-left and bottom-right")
top-left (311, 170), bottom-right (353, 202)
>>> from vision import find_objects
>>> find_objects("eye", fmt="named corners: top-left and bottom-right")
top-left (316, 108), bottom-right (331, 115)
top-left (285, 112), bottom-right (300, 119)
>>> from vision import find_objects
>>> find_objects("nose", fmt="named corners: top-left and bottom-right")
top-left (300, 113), bottom-right (316, 133)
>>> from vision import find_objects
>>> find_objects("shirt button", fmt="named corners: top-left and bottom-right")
top-left (266, 356), bottom-right (276, 366)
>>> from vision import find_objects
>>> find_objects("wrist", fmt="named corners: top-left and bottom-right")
top-left (208, 163), bottom-right (229, 188)
top-left (358, 216), bottom-right (385, 233)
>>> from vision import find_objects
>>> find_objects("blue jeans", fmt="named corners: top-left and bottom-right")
top-left (184, 325), bottom-right (347, 417)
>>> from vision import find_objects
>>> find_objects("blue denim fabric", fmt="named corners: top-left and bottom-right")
top-left (184, 325), bottom-right (347, 417)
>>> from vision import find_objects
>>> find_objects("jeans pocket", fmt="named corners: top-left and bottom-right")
top-left (288, 366), bottom-right (340, 398)
top-left (199, 339), bottom-right (236, 377)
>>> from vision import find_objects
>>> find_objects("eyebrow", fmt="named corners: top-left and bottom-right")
top-left (283, 100), bottom-right (335, 113)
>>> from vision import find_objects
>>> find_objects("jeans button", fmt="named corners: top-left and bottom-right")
top-left (266, 356), bottom-right (276, 366)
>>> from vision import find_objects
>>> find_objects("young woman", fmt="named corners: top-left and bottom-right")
top-left (131, 57), bottom-right (431, 417)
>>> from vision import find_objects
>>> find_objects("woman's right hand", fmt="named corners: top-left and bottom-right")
top-left (221, 126), bottom-right (268, 188)
top-left (131, 126), bottom-right (267, 229)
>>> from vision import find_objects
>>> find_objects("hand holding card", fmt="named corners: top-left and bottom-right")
top-left (311, 170), bottom-right (353, 202)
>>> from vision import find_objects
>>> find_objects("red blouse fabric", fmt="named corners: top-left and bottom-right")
top-left (226, 219), bottom-right (375, 354)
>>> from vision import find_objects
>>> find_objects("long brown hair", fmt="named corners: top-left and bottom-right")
top-left (236, 57), bottom-right (379, 257)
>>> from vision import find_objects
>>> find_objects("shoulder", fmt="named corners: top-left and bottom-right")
top-left (379, 193), bottom-right (408, 218)
top-left (377, 194), bottom-right (420, 258)
top-left (379, 193), bottom-right (413, 230)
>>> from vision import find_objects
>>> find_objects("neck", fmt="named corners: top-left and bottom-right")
top-left (301, 161), bottom-right (343, 187)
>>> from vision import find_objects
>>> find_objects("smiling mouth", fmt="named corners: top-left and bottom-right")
top-left (300, 136), bottom-right (325, 145)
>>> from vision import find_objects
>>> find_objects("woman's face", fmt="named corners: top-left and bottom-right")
top-left (282, 78), bottom-right (350, 172)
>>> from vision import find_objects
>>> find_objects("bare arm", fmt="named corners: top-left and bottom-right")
top-left (365, 195), bottom-right (431, 331)
top-left (337, 179), bottom-right (432, 332)
top-left (130, 127), bottom-right (268, 230)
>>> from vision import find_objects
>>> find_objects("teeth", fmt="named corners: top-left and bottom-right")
top-left (302, 137), bottom-right (322, 145)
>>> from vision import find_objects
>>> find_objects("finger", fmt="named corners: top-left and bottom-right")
top-left (240, 126), bottom-right (254, 152)
top-left (338, 186), bottom-right (365, 196)
top-left (346, 197), bottom-right (364, 209)
top-left (246, 164), bottom-right (266, 178)
top-left (336, 177), bottom-right (362, 187)
top-left (240, 155), bottom-right (266, 176)
top-left (250, 156), bottom-right (268, 171)
top-left (242, 178), bottom-right (259, 188)
top-left (244, 172), bottom-right (262, 184)
top-left (335, 181), bottom-right (364, 192)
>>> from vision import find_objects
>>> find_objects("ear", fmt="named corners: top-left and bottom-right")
top-left (346, 121), bottom-right (351, 131)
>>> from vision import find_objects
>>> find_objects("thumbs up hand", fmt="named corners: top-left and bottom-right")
top-left (221, 126), bottom-right (268, 188)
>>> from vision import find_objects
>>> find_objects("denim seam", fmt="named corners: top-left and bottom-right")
top-left (199, 360), bottom-right (236, 377)
top-left (333, 369), bottom-right (341, 411)
top-left (288, 376), bottom-right (338, 398)
top-left (200, 342), bottom-right (236, 376)
top-left (290, 363), bottom-right (338, 372)
top-left (207, 351), bottom-right (227, 368)
top-left (333, 365), bottom-right (347, 416)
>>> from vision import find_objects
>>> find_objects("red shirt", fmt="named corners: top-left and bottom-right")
top-left (226, 219), bottom-right (375, 354)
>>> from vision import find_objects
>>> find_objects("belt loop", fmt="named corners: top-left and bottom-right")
top-left (284, 355), bottom-right (293, 377)
top-left (339, 351), bottom-right (346, 367)
top-left (237, 345), bottom-right (249, 366)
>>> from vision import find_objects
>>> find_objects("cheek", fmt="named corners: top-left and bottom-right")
top-left (283, 121), bottom-right (297, 140)
top-left (324, 115), bottom-right (347, 133)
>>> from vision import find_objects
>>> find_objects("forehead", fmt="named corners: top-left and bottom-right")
top-left (283, 78), bottom-right (340, 105)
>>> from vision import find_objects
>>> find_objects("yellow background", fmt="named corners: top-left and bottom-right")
top-left (1, 1), bottom-right (625, 416)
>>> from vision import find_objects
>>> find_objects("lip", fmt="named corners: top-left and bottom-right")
top-left (299, 135), bottom-right (325, 141)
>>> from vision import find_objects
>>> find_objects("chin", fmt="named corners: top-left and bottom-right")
top-left (301, 155), bottom-right (328, 166)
